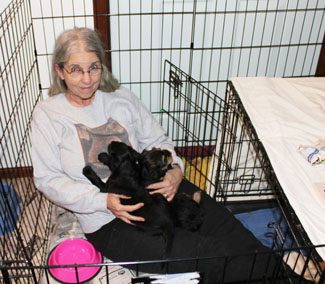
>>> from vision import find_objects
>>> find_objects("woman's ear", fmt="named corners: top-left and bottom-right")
top-left (54, 64), bottom-right (65, 80)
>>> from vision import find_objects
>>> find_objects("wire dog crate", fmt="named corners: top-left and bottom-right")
top-left (1, 0), bottom-right (325, 283)
top-left (2, 59), bottom-right (324, 283)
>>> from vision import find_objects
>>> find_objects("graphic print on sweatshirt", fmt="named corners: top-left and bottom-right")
top-left (75, 117), bottom-right (130, 179)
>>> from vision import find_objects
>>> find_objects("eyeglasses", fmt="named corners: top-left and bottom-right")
top-left (61, 63), bottom-right (102, 78)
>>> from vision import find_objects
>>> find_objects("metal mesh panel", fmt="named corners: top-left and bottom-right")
top-left (0, 1), bottom-right (324, 283)
top-left (0, 1), bottom-right (51, 283)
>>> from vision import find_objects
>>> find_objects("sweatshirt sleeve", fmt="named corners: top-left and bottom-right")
top-left (31, 107), bottom-right (109, 214)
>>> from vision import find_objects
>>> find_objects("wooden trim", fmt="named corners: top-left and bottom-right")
top-left (316, 31), bottom-right (325, 76)
top-left (175, 146), bottom-right (215, 160)
top-left (319, 262), bottom-right (325, 270)
top-left (0, 166), bottom-right (33, 178)
top-left (93, 0), bottom-right (112, 72)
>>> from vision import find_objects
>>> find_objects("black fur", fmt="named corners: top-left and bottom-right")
top-left (83, 141), bottom-right (203, 254)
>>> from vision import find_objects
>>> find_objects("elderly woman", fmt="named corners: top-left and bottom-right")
top-left (31, 27), bottom-right (310, 284)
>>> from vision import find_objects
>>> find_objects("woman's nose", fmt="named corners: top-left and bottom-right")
top-left (81, 71), bottom-right (91, 83)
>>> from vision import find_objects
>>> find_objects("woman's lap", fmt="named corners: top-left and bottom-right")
top-left (85, 180), bottom-right (254, 255)
top-left (85, 180), bottom-right (297, 283)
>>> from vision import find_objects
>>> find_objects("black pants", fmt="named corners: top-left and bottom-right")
top-left (86, 180), bottom-right (308, 283)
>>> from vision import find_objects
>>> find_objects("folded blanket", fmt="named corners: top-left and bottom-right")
top-left (235, 207), bottom-right (294, 249)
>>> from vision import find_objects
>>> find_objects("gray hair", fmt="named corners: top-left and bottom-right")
top-left (48, 27), bottom-right (119, 96)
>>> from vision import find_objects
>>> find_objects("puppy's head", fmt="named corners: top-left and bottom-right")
top-left (106, 141), bottom-right (141, 173)
top-left (140, 148), bottom-right (173, 184)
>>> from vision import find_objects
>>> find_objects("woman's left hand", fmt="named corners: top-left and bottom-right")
top-left (147, 165), bottom-right (183, 201)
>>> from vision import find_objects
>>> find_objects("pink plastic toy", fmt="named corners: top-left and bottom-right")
top-left (47, 238), bottom-right (103, 283)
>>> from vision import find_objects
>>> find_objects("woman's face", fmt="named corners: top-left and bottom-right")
top-left (56, 49), bottom-right (102, 107)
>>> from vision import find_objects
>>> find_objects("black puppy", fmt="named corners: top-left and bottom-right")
top-left (83, 141), bottom-right (203, 253)
top-left (140, 147), bottom-right (204, 232)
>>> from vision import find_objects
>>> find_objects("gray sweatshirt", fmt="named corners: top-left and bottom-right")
top-left (31, 87), bottom-right (183, 233)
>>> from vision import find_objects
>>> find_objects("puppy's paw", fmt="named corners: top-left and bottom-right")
top-left (82, 165), bottom-right (93, 176)
top-left (192, 190), bottom-right (202, 204)
top-left (98, 152), bottom-right (110, 164)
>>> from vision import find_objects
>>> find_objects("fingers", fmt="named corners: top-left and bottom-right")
top-left (117, 211), bottom-right (145, 224)
top-left (122, 202), bottom-right (145, 214)
top-left (146, 178), bottom-right (172, 193)
top-left (147, 178), bottom-right (176, 200)
top-left (149, 187), bottom-right (176, 202)
top-left (118, 194), bottom-right (132, 200)
top-left (107, 193), bottom-right (145, 223)
top-left (166, 193), bottom-right (176, 202)
top-left (149, 188), bottom-right (170, 196)
top-left (114, 202), bottom-right (145, 223)
top-left (146, 180), bottom-right (166, 190)
top-left (119, 217), bottom-right (132, 225)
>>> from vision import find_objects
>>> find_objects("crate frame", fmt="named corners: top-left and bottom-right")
top-left (1, 62), bottom-right (325, 283)
top-left (1, 0), bottom-right (325, 282)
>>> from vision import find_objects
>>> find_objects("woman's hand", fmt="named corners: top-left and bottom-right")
top-left (107, 193), bottom-right (145, 225)
top-left (147, 165), bottom-right (183, 201)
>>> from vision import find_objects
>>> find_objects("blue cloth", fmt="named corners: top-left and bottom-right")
top-left (0, 182), bottom-right (22, 236)
top-left (235, 207), bottom-right (294, 249)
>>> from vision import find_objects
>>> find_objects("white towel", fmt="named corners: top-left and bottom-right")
top-left (132, 272), bottom-right (201, 284)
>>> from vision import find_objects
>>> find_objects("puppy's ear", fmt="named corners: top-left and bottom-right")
top-left (103, 141), bottom-right (126, 172)
top-left (99, 152), bottom-right (120, 172)
top-left (141, 149), bottom-right (149, 155)
top-left (98, 152), bottom-right (109, 165)
top-left (162, 149), bottom-right (172, 157)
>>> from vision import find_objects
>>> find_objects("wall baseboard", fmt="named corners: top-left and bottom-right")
top-left (0, 166), bottom-right (33, 178)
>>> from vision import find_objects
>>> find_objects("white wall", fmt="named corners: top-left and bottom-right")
top-left (108, 0), bottom-right (325, 112)
top-left (22, 0), bottom-right (325, 104)
top-left (0, 0), bottom-right (11, 13)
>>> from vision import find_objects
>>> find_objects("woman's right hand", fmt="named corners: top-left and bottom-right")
top-left (107, 193), bottom-right (145, 225)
